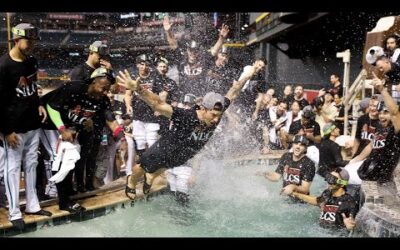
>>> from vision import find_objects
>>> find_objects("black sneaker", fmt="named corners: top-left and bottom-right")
top-left (25, 209), bottom-right (53, 217)
top-left (11, 218), bottom-right (25, 230)
top-left (60, 203), bottom-right (86, 214)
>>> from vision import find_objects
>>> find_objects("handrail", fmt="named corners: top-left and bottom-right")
top-left (342, 69), bottom-right (367, 136)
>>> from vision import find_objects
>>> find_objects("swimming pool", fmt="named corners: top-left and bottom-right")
top-left (18, 158), bottom-right (364, 237)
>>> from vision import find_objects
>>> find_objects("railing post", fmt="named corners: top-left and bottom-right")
top-left (337, 49), bottom-right (351, 136)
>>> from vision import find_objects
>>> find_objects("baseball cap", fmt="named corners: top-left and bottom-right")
top-left (338, 168), bottom-right (350, 182)
top-left (326, 167), bottom-right (349, 186)
top-left (377, 101), bottom-right (389, 112)
top-left (90, 67), bottom-right (115, 84)
top-left (155, 56), bottom-right (169, 65)
top-left (366, 46), bottom-right (385, 65)
top-left (302, 105), bottom-right (315, 119)
top-left (89, 41), bottom-right (109, 56)
top-left (323, 122), bottom-right (337, 136)
top-left (12, 23), bottom-right (40, 40)
top-left (136, 54), bottom-right (151, 64)
top-left (358, 97), bottom-right (370, 113)
top-left (202, 92), bottom-right (225, 111)
top-left (187, 40), bottom-right (200, 50)
top-left (292, 135), bottom-right (309, 146)
top-left (184, 93), bottom-right (196, 105)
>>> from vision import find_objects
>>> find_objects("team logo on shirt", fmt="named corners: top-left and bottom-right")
top-left (183, 64), bottom-right (203, 76)
top-left (67, 105), bottom-right (96, 124)
top-left (319, 204), bottom-right (339, 224)
top-left (361, 124), bottom-right (376, 141)
top-left (372, 131), bottom-right (388, 149)
top-left (15, 73), bottom-right (38, 98)
top-left (189, 127), bottom-right (214, 143)
top-left (283, 165), bottom-right (301, 185)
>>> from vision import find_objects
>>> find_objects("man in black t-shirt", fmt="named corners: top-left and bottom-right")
top-left (352, 96), bottom-right (380, 158)
top-left (68, 41), bottom-right (113, 192)
top-left (163, 15), bottom-right (229, 99)
top-left (351, 78), bottom-right (400, 183)
top-left (263, 135), bottom-right (315, 198)
top-left (204, 46), bottom-right (241, 96)
top-left (69, 41), bottom-right (112, 81)
top-left (46, 68), bottom-right (125, 213)
top-left (292, 168), bottom-right (357, 232)
top-left (287, 105), bottom-right (321, 165)
top-left (117, 62), bottom-right (259, 200)
top-left (0, 23), bottom-right (52, 230)
top-left (293, 85), bottom-right (310, 110)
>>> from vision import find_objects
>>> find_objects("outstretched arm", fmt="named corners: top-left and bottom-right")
top-left (371, 72), bottom-right (400, 133)
top-left (163, 15), bottom-right (178, 50)
top-left (210, 24), bottom-right (229, 56)
top-left (117, 70), bottom-right (173, 119)
top-left (292, 192), bottom-right (318, 205)
top-left (225, 62), bottom-right (259, 101)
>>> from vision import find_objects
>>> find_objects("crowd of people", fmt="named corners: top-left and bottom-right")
top-left (0, 17), bottom-right (399, 235)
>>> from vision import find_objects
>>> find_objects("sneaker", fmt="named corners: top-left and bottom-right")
top-left (11, 218), bottom-right (25, 230)
top-left (45, 185), bottom-right (58, 198)
top-left (25, 209), bottom-right (53, 217)
top-left (60, 203), bottom-right (86, 214)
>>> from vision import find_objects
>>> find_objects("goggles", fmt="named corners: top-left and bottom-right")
top-left (325, 173), bottom-right (348, 186)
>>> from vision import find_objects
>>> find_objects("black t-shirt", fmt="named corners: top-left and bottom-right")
top-left (140, 97), bottom-right (231, 171)
top-left (170, 42), bottom-right (213, 98)
top-left (293, 98), bottom-right (309, 110)
top-left (317, 138), bottom-right (348, 178)
top-left (288, 119), bottom-right (321, 146)
top-left (283, 94), bottom-right (295, 107)
top-left (361, 126), bottom-right (400, 182)
top-left (327, 84), bottom-right (344, 98)
top-left (69, 63), bottom-right (95, 82)
top-left (317, 189), bottom-right (358, 229)
top-left (204, 61), bottom-right (240, 96)
top-left (46, 81), bottom-right (114, 132)
top-left (153, 71), bottom-right (180, 105)
top-left (354, 114), bottom-right (379, 157)
top-left (275, 152), bottom-right (315, 189)
top-left (0, 53), bottom-right (42, 135)
top-left (129, 71), bottom-right (160, 123)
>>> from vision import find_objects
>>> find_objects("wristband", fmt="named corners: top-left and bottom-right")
top-left (113, 126), bottom-right (123, 138)
top-left (58, 125), bottom-right (65, 132)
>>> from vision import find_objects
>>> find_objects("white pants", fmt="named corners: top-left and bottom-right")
top-left (132, 120), bottom-right (160, 150)
top-left (344, 160), bottom-right (363, 185)
top-left (166, 166), bottom-right (193, 194)
top-left (0, 137), bottom-right (5, 207)
top-left (4, 129), bottom-right (41, 220)
top-left (125, 136), bottom-right (136, 176)
top-left (306, 145), bottom-right (319, 167)
top-left (104, 140), bottom-right (120, 184)
top-left (39, 129), bottom-right (59, 196)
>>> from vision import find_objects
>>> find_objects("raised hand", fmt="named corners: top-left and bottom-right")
top-left (371, 71), bottom-right (384, 92)
top-left (342, 213), bottom-right (356, 230)
top-left (163, 15), bottom-right (171, 31)
top-left (117, 70), bottom-right (139, 91)
top-left (219, 24), bottom-right (230, 39)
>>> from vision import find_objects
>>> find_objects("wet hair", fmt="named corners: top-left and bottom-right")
top-left (252, 57), bottom-right (267, 65)
top-left (384, 34), bottom-right (400, 50)
top-left (331, 74), bottom-right (340, 81)
top-left (375, 55), bottom-right (390, 63)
